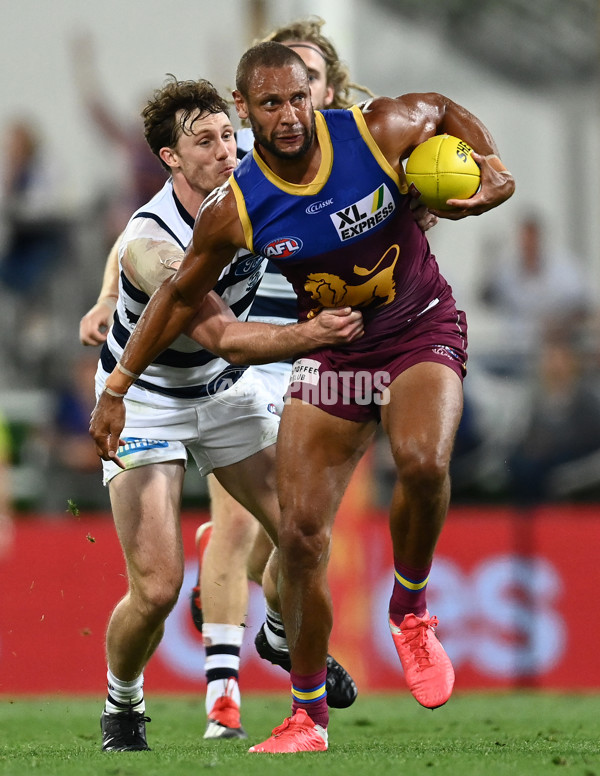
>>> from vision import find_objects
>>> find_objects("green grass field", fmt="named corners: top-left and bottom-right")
top-left (0, 692), bottom-right (598, 776)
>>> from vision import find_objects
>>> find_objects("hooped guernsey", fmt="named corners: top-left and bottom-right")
top-left (100, 179), bottom-right (267, 406)
top-left (230, 107), bottom-right (467, 370)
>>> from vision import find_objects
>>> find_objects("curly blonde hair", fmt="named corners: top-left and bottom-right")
top-left (261, 17), bottom-right (374, 109)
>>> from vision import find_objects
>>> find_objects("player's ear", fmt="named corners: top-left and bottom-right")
top-left (159, 146), bottom-right (177, 170)
top-left (323, 85), bottom-right (335, 108)
top-left (232, 90), bottom-right (248, 120)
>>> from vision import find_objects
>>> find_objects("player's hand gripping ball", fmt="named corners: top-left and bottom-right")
top-left (405, 134), bottom-right (481, 210)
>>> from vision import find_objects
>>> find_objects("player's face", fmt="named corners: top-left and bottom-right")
top-left (238, 63), bottom-right (315, 160)
top-left (282, 41), bottom-right (334, 110)
top-left (168, 110), bottom-right (237, 197)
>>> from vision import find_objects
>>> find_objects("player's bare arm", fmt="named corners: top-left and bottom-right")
top-left (79, 233), bottom-right (121, 346)
top-left (121, 238), bottom-right (185, 296)
top-left (188, 292), bottom-right (364, 364)
top-left (362, 94), bottom-right (515, 219)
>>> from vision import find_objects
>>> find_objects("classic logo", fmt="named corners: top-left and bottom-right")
top-left (263, 237), bottom-right (303, 259)
top-left (306, 198), bottom-right (334, 215)
top-left (330, 184), bottom-right (395, 241)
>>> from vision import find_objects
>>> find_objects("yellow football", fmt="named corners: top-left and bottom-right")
top-left (405, 134), bottom-right (480, 210)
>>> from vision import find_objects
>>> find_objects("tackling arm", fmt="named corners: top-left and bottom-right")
top-left (188, 293), bottom-right (364, 365)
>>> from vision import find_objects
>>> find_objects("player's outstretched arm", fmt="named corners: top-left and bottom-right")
top-left (88, 273), bottom-right (202, 466)
top-left (79, 232), bottom-right (121, 346)
top-left (188, 293), bottom-right (364, 364)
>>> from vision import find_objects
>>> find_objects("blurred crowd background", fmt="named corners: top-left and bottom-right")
top-left (0, 0), bottom-right (599, 527)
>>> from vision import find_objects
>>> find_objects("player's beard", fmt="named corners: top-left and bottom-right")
top-left (249, 112), bottom-right (315, 160)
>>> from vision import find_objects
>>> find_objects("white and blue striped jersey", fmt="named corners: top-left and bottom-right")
top-left (99, 179), bottom-right (266, 407)
top-left (248, 262), bottom-right (297, 325)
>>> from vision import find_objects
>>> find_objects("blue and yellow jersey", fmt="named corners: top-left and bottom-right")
top-left (231, 107), bottom-right (452, 352)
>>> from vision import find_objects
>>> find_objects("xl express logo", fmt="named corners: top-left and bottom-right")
top-left (262, 236), bottom-right (303, 259)
top-left (330, 184), bottom-right (395, 241)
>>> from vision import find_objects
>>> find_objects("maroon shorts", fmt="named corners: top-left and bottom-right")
top-left (286, 299), bottom-right (468, 422)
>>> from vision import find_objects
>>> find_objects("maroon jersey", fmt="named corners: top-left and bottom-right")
top-left (231, 106), bottom-right (467, 419)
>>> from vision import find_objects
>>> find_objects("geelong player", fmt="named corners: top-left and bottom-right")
top-left (91, 76), bottom-right (362, 752)
top-left (81, 18), bottom-right (377, 741)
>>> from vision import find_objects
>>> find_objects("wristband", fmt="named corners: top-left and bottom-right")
top-left (97, 296), bottom-right (118, 310)
top-left (117, 361), bottom-right (141, 380)
top-left (484, 154), bottom-right (511, 175)
top-left (104, 386), bottom-right (125, 399)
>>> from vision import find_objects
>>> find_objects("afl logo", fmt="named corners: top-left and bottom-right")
top-left (263, 237), bottom-right (303, 258)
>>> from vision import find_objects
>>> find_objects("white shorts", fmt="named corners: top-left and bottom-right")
top-left (251, 361), bottom-right (292, 417)
top-left (99, 367), bottom-right (280, 483)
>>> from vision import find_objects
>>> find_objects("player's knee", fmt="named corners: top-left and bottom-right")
top-left (219, 507), bottom-right (259, 548)
top-left (392, 443), bottom-right (449, 493)
top-left (132, 569), bottom-right (183, 620)
top-left (247, 535), bottom-right (274, 584)
top-left (278, 516), bottom-right (330, 571)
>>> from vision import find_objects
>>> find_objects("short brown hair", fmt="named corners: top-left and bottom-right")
top-left (142, 76), bottom-right (230, 170)
top-left (235, 42), bottom-right (307, 99)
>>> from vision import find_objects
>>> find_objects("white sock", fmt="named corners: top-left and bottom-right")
top-left (264, 605), bottom-right (288, 653)
top-left (202, 623), bottom-right (244, 715)
top-left (105, 669), bottom-right (145, 714)
top-left (206, 676), bottom-right (241, 714)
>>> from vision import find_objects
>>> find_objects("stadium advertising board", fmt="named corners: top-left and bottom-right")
top-left (0, 506), bottom-right (596, 694)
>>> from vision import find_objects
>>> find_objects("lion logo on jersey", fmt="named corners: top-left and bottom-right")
top-left (304, 244), bottom-right (399, 318)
